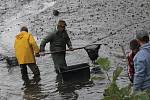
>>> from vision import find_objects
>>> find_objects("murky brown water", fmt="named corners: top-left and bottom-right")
top-left (0, 50), bottom-right (107, 100)
top-left (1, 0), bottom-right (145, 99)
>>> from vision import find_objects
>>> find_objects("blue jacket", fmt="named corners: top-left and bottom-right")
top-left (133, 43), bottom-right (150, 91)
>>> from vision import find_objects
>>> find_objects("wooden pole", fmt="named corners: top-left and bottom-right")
top-left (41, 47), bottom-right (85, 55)
top-left (41, 43), bottom-right (102, 55)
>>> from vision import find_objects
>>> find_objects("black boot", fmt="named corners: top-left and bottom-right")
top-left (20, 64), bottom-right (30, 85)
top-left (33, 75), bottom-right (41, 83)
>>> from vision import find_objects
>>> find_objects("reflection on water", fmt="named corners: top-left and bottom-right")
top-left (23, 83), bottom-right (43, 100)
top-left (56, 74), bottom-right (79, 100)
top-left (55, 74), bottom-right (94, 100)
top-left (23, 83), bottom-right (48, 100)
top-left (21, 73), bottom-right (93, 100)
top-left (0, 52), bottom-right (106, 100)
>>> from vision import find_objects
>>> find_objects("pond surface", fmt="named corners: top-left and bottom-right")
top-left (0, 49), bottom-right (107, 100)
top-left (0, 0), bottom-right (134, 99)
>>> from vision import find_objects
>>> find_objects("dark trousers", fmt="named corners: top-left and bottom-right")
top-left (20, 63), bottom-right (40, 82)
top-left (51, 53), bottom-right (67, 72)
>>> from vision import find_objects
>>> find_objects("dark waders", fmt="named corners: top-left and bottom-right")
top-left (51, 52), bottom-right (67, 83)
top-left (20, 63), bottom-right (40, 84)
top-left (51, 52), bottom-right (68, 73)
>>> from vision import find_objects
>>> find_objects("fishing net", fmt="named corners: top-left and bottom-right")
top-left (84, 44), bottom-right (101, 63)
top-left (5, 56), bottom-right (18, 66)
top-left (0, 55), bottom-right (18, 67)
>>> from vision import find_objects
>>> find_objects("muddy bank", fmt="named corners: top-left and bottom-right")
top-left (0, 0), bottom-right (150, 57)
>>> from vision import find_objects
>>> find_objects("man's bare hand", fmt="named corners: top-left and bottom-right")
top-left (35, 53), bottom-right (40, 57)
top-left (40, 52), bottom-right (45, 56)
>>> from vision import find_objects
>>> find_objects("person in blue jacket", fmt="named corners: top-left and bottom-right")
top-left (133, 30), bottom-right (150, 92)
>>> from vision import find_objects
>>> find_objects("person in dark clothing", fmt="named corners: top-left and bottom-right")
top-left (127, 39), bottom-right (140, 83)
top-left (40, 20), bottom-right (73, 73)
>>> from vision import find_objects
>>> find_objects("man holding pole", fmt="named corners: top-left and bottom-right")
top-left (40, 20), bottom-right (73, 73)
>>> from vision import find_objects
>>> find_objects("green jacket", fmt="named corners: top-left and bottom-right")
top-left (40, 28), bottom-right (72, 52)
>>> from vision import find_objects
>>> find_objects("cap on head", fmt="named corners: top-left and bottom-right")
top-left (57, 20), bottom-right (67, 26)
top-left (136, 30), bottom-right (149, 40)
top-left (130, 39), bottom-right (140, 50)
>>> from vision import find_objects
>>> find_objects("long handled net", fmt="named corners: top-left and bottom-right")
top-left (84, 44), bottom-right (101, 63)
top-left (0, 44), bottom-right (101, 67)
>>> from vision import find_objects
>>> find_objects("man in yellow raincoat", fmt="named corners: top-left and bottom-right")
top-left (14, 26), bottom-right (40, 84)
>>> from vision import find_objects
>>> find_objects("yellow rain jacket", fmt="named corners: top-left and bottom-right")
top-left (14, 31), bottom-right (40, 64)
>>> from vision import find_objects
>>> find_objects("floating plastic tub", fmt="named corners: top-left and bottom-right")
top-left (60, 63), bottom-right (90, 81)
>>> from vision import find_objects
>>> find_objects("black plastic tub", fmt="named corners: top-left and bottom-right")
top-left (60, 63), bottom-right (90, 82)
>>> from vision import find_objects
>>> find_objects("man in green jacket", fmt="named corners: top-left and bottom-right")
top-left (40, 20), bottom-right (73, 73)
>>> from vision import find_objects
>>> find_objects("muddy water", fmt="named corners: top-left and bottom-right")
top-left (0, 0), bottom-right (107, 98)
top-left (0, 49), bottom-right (107, 100)
top-left (1, 0), bottom-right (147, 99)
